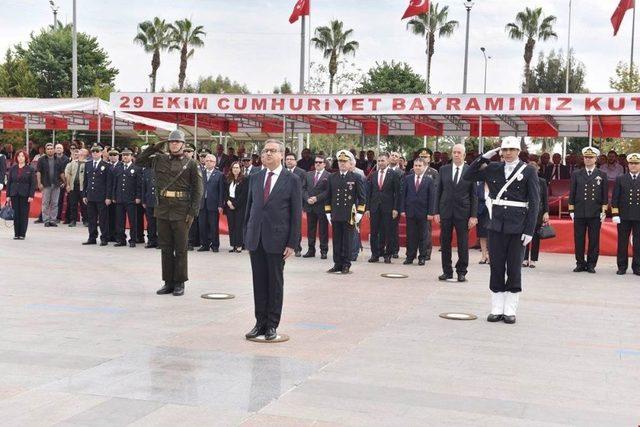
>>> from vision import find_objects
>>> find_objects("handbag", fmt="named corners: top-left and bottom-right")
top-left (537, 223), bottom-right (556, 240)
top-left (0, 203), bottom-right (14, 221)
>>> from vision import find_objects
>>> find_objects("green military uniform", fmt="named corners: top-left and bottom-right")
top-left (136, 132), bottom-right (203, 293)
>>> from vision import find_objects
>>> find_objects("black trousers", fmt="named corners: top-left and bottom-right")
top-left (488, 230), bottom-right (524, 293)
top-left (332, 220), bottom-right (353, 268)
top-left (573, 217), bottom-right (601, 268)
top-left (158, 217), bottom-right (190, 283)
top-left (390, 216), bottom-right (400, 255)
top-left (617, 220), bottom-right (640, 272)
top-left (369, 209), bottom-right (393, 258)
top-left (425, 220), bottom-right (433, 258)
top-left (188, 215), bottom-right (200, 247)
top-left (87, 200), bottom-right (108, 242)
top-left (406, 215), bottom-right (428, 261)
top-left (145, 207), bottom-right (158, 245)
top-left (440, 218), bottom-right (469, 275)
top-left (250, 239), bottom-right (285, 329)
top-left (12, 195), bottom-right (30, 238)
top-left (107, 204), bottom-right (117, 241)
top-left (524, 223), bottom-right (542, 261)
top-left (57, 187), bottom-right (66, 221)
top-left (198, 209), bottom-right (220, 249)
top-left (226, 208), bottom-right (244, 247)
top-left (67, 189), bottom-right (85, 222)
top-left (136, 204), bottom-right (146, 242)
top-left (306, 210), bottom-right (328, 253)
top-left (115, 202), bottom-right (138, 244)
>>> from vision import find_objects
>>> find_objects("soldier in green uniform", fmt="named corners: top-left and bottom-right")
top-left (136, 130), bottom-right (203, 296)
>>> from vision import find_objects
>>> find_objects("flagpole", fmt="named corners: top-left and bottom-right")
top-left (424, 16), bottom-right (431, 149)
top-left (631, 2), bottom-right (636, 75)
top-left (562, 0), bottom-right (572, 165)
top-left (299, 16), bottom-right (306, 93)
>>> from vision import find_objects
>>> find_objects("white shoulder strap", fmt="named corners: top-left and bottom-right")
top-left (495, 163), bottom-right (527, 201)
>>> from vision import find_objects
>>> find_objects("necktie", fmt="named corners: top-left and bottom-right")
top-left (633, 174), bottom-right (637, 181)
top-left (554, 165), bottom-right (559, 180)
top-left (378, 170), bottom-right (384, 189)
top-left (314, 172), bottom-right (319, 185)
top-left (587, 170), bottom-right (591, 177)
top-left (453, 167), bottom-right (459, 185)
top-left (263, 171), bottom-right (274, 202)
top-left (94, 161), bottom-right (97, 169)
top-left (415, 175), bottom-right (420, 190)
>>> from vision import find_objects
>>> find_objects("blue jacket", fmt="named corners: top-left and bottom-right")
top-left (200, 168), bottom-right (225, 211)
top-left (83, 159), bottom-right (111, 202)
top-left (401, 173), bottom-right (435, 218)
top-left (141, 167), bottom-right (157, 208)
top-left (110, 162), bottom-right (142, 203)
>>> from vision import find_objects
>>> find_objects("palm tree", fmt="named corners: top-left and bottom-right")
top-left (406, 3), bottom-right (458, 93)
top-left (506, 7), bottom-right (557, 93)
top-left (169, 19), bottom-right (206, 91)
top-left (311, 20), bottom-right (359, 94)
top-left (133, 17), bottom-right (172, 93)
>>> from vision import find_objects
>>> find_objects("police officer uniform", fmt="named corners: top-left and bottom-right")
top-left (568, 147), bottom-right (608, 273)
top-left (111, 148), bottom-right (142, 247)
top-left (612, 153), bottom-right (640, 275)
top-left (82, 145), bottom-right (111, 245)
top-left (106, 149), bottom-right (120, 242)
top-left (464, 137), bottom-right (540, 324)
top-left (324, 150), bottom-right (366, 274)
top-left (136, 130), bottom-right (203, 296)
top-left (141, 164), bottom-right (158, 248)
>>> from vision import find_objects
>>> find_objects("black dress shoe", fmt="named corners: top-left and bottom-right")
top-left (295, 250), bottom-right (302, 257)
top-left (633, 271), bottom-right (640, 276)
top-left (197, 246), bottom-right (210, 252)
top-left (302, 251), bottom-right (315, 258)
top-left (156, 283), bottom-right (174, 295)
top-left (245, 324), bottom-right (266, 339)
top-left (327, 266), bottom-right (341, 273)
top-left (616, 269), bottom-right (626, 275)
top-left (34, 219), bottom-right (43, 224)
top-left (129, 242), bottom-right (136, 248)
top-left (425, 255), bottom-right (431, 261)
top-left (586, 266), bottom-right (596, 274)
top-left (49, 222), bottom-right (58, 227)
top-left (487, 314), bottom-right (503, 322)
top-left (368, 257), bottom-right (379, 263)
top-left (13, 236), bottom-right (20, 240)
top-left (145, 243), bottom-right (157, 249)
top-left (573, 266), bottom-right (586, 272)
top-left (392, 254), bottom-right (399, 259)
top-left (82, 221), bottom-right (89, 226)
top-left (320, 252), bottom-right (327, 259)
top-left (438, 273), bottom-right (453, 281)
top-left (82, 240), bottom-right (97, 245)
top-left (457, 274), bottom-right (467, 282)
top-left (264, 327), bottom-right (277, 341)
top-left (172, 282), bottom-right (184, 296)
top-left (114, 242), bottom-right (126, 247)
top-left (341, 266), bottom-right (350, 274)
top-left (418, 259), bottom-right (425, 266)
top-left (350, 257), bottom-right (358, 262)
top-left (187, 245), bottom-right (194, 251)
top-left (403, 259), bottom-right (413, 265)
top-left (383, 256), bottom-right (392, 264)
top-left (68, 221), bottom-right (76, 227)
top-left (100, 241), bottom-right (108, 246)
top-left (503, 315), bottom-right (516, 324)
top-left (44, 222), bottom-right (51, 228)
top-left (211, 248), bottom-right (219, 253)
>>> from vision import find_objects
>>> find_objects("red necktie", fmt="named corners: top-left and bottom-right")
top-left (263, 171), bottom-right (274, 202)
top-left (378, 170), bottom-right (384, 189)
top-left (415, 175), bottom-right (420, 190)
top-left (313, 172), bottom-right (319, 186)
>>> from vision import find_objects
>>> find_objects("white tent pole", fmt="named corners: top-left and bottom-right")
top-left (52, 129), bottom-right (56, 145)
top-left (111, 111), bottom-right (116, 147)
top-left (376, 116), bottom-right (381, 153)
top-left (588, 116), bottom-right (593, 147)
top-left (283, 115), bottom-right (287, 146)
top-left (97, 112), bottom-right (101, 144)
top-left (194, 113), bottom-right (198, 149)
top-left (479, 115), bottom-right (484, 154)
top-left (25, 113), bottom-right (30, 151)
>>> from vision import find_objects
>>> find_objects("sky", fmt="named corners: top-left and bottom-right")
top-left (0, 0), bottom-right (636, 95)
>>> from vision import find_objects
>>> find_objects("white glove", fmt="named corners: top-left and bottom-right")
top-left (521, 234), bottom-right (533, 246)
top-left (612, 216), bottom-right (621, 224)
top-left (326, 213), bottom-right (331, 224)
top-left (569, 213), bottom-right (574, 221)
top-left (0, 183), bottom-right (3, 191)
top-left (482, 147), bottom-right (500, 159)
top-left (600, 212), bottom-right (606, 222)
top-left (355, 213), bottom-right (363, 224)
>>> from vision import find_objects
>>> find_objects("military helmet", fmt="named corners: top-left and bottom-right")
top-left (168, 129), bottom-right (186, 143)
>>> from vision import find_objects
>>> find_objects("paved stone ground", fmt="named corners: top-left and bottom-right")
top-left (1, 223), bottom-right (639, 426)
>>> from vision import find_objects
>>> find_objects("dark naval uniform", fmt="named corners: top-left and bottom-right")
top-left (136, 140), bottom-right (203, 293)
top-left (111, 160), bottom-right (142, 246)
top-left (141, 167), bottom-right (158, 248)
top-left (324, 169), bottom-right (366, 272)
top-left (82, 155), bottom-right (111, 245)
top-left (611, 168), bottom-right (640, 275)
top-left (568, 167), bottom-right (608, 271)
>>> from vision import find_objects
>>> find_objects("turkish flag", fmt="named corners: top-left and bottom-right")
top-left (612, 0), bottom-right (634, 36)
top-left (402, 0), bottom-right (430, 20)
top-left (289, 0), bottom-right (310, 24)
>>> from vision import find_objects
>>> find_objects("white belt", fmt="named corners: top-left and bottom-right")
top-left (491, 199), bottom-right (529, 208)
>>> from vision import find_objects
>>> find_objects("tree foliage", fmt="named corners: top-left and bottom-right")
top-left (169, 19), bottom-right (206, 90)
top-left (273, 79), bottom-right (293, 94)
top-left (357, 61), bottom-right (425, 94)
top-left (529, 49), bottom-right (587, 93)
top-left (609, 61), bottom-right (640, 92)
top-left (170, 75), bottom-right (249, 94)
top-left (311, 20), bottom-right (359, 94)
top-left (133, 17), bottom-right (173, 93)
top-left (0, 49), bottom-right (38, 97)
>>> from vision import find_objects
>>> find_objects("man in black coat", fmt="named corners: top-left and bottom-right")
top-left (434, 144), bottom-right (478, 282)
top-left (568, 146), bottom-right (609, 273)
top-left (82, 145), bottom-right (112, 246)
top-left (388, 151), bottom-right (405, 258)
top-left (301, 154), bottom-right (330, 258)
top-left (366, 153), bottom-right (401, 264)
top-left (544, 153), bottom-right (570, 182)
top-left (198, 154), bottom-right (225, 252)
top-left (611, 153), bottom-right (640, 276)
top-left (464, 137), bottom-right (540, 324)
top-left (285, 153), bottom-right (307, 257)
top-left (141, 165), bottom-right (158, 248)
top-left (401, 157), bottom-right (435, 265)
top-left (110, 148), bottom-right (142, 247)
top-left (244, 139), bottom-right (302, 341)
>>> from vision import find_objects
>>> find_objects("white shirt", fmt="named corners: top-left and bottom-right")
top-left (504, 159), bottom-right (519, 179)
top-left (229, 181), bottom-right (237, 198)
top-left (452, 163), bottom-right (464, 184)
top-left (585, 167), bottom-right (596, 176)
top-left (263, 164), bottom-right (283, 194)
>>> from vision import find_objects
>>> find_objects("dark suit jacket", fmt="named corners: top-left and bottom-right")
top-left (110, 163), bottom-right (142, 203)
top-left (36, 155), bottom-right (65, 187)
top-left (435, 163), bottom-right (478, 220)
top-left (141, 167), bottom-right (157, 208)
top-left (366, 168), bottom-right (401, 213)
top-left (544, 163), bottom-right (570, 181)
top-left (301, 169), bottom-right (330, 213)
top-left (287, 166), bottom-right (306, 183)
top-left (0, 154), bottom-right (6, 184)
top-left (224, 178), bottom-right (248, 213)
top-left (83, 159), bottom-right (111, 202)
top-left (200, 169), bottom-right (225, 211)
top-left (6, 165), bottom-right (36, 198)
top-left (401, 173), bottom-right (435, 218)
top-left (244, 168), bottom-right (302, 254)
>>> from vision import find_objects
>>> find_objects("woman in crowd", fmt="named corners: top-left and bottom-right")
top-left (6, 150), bottom-right (37, 240)
top-left (523, 161), bottom-right (550, 267)
top-left (224, 161), bottom-right (247, 252)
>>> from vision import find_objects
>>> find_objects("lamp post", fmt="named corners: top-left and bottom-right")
top-left (479, 47), bottom-right (491, 153)
top-left (49, 0), bottom-right (58, 28)
top-left (462, 0), bottom-right (474, 94)
top-left (148, 74), bottom-right (154, 93)
top-left (72, 0), bottom-right (77, 99)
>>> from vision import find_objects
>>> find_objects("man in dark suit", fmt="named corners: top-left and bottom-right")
top-left (244, 139), bottom-right (302, 341)
top-left (464, 137), bottom-right (540, 324)
top-left (198, 154), bottom-right (225, 252)
top-left (302, 154), bottom-right (330, 258)
top-left (434, 144), bottom-right (478, 282)
top-left (285, 153), bottom-right (307, 257)
top-left (110, 148), bottom-right (142, 248)
top-left (544, 153), bottom-right (570, 182)
top-left (401, 157), bottom-right (435, 265)
top-left (611, 153), bottom-right (640, 276)
top-left (366, 153), bottom-right (401, 264)
top-left (141, 165), bottom-right (158, 248)
top-left (388, 151), bottom-right (405, 258)
top-left (215, 144), bottom-right (230, 173)
top-left (82, 145), bottom-right (111, 246)
top-left (242, 155), bottom-right (260, 175)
